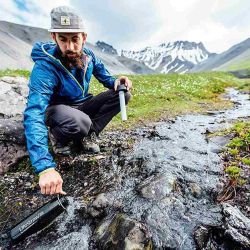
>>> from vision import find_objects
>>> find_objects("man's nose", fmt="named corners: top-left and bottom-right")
top-left (66, 41), bottom-right (74, 51)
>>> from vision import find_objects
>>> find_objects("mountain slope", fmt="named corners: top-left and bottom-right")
top-left (0, 21), bottom-right (154, 74)
top-left (191, 38), bottom-right (250, 72)
top-left (0, 28), bottom-right (33, 70)
top-left (215, 48), bottom-right (250, 71)
top-left (121, 41), bottom-right (214, 74)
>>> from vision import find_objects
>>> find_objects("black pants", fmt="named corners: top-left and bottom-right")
top-left (45, 89), bottom-right (131, 145)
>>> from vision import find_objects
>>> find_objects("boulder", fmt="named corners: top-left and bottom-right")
top-left (94, 213), bottom-right (152, 250)
top-left (138, 172), bottom-right (176, 200)
top-left (223, 203), bottom-right (250, 248)
top-left (0, 76), bottom-right (28, 118)
top-left (0, 119), bottom-right (27, 174)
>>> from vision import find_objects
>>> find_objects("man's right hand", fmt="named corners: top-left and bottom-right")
top-left (39, 169), bottom-right (67, 195)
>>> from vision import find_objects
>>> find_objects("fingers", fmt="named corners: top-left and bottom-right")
top-left (115, 76), bottom-right (132, 91)
top-left (114, 79), bottom-right (119, 91)
top-left (41, 185), bottom-right (46, 195)
top-left (45, 183), bottom-right (51, 195)
top-left (40, 181), bottom-right (66, 195)
top-left (50, 182), bottom-right (56, 195)
top-left (55, 181), bottom-right (67, 195)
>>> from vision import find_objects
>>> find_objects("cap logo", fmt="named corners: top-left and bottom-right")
top-left (61, 16), bottom-right (70, 25)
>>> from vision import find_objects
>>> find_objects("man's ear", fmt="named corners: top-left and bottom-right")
top-left (50, 32), bottom-right (56, 43)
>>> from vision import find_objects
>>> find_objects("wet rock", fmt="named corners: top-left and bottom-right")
top-left (206, 110), bottom-right (224, 116)
top-left (0, 119), bottom-right (26, 143)
top-left (94, 213), bottom-right (152, 250)
top-left (0, 143), bottom-right (28, 174)
top-left (223, 203), bottom-right (250, 248)
top-left (208, 135), bottom-right (232, 153)
top-left (138, 173), bottom-right (176, 200)
top-left (194, 225), bottom-right (210, 249)
top-left (189, 182), bottom-right (202, 198)
top-left (88, 192), bottom-right (122, 218)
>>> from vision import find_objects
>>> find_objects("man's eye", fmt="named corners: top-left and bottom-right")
top-left (73, 38), bottom-right (80, 43)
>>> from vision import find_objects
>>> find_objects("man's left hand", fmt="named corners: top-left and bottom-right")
top-left (114, 76), bottom-right (132, 91)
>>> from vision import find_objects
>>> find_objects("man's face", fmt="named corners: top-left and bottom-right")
top-left (51, 32), bottom-right (87, 68)
top-left (51, 32), bottom-right (87, 57)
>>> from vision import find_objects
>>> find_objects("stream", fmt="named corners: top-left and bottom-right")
top-left (5, 88), bottom-right (250, 250)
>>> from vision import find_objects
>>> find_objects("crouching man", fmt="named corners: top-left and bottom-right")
top-left (23, 6), bottom-right (132, 196)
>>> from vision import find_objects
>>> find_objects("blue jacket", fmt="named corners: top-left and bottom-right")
top-left (24, 42), bottom-right (116, 173)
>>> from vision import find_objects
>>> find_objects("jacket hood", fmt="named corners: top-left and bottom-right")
top-left (31, 42), bottom-right (60, 64)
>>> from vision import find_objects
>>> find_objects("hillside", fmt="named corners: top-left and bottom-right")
top-left (191, 38), bottom-right (250, 72)
top-left (0, 21), bottom-right (154, 74)
top-left (215, 48), bottom-right (250, 71)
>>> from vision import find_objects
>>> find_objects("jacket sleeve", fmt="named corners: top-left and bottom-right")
top-left (23, 63), bottom-right (58, 174)
top-left (91, 52), bottom-right (117, 89)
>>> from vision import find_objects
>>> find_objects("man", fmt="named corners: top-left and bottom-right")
top-left (23, 6), bottom-right (132, 196)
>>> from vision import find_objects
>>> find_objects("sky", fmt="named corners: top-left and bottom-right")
top-left (0, 0), bottom-right (250, 54)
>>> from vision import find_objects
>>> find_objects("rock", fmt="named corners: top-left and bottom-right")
top-left (0, 76), bottom-right (28, 118)
top-left (0, 119), bottom-right (27, 174)
top-left (208, 135), bottom-right (232, 153)
top-left (222, 203), bottom-right (250, 248)
top-left (88, 192), bottom-right (122, 218)
top-left (206, 110), bottom-right (224, 116)
top-left (0, 81), bottom-right (12, 95)
top-left (94, 213), bottom-right (152, 250)
top-left (138, 172), bottom-right (176, 200)
top-left (193, 225), bottom-right (210, 249)
top-left (0, 119), bottom-right (25, 143)
top-left (189, 182), bottom-right (202, 198)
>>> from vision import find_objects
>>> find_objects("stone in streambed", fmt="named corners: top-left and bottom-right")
top-left (138, 172), bottom-right (176, 200)
top-left (94, 213), bottom-right (152, 250)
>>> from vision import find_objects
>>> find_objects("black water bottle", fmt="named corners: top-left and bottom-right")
top-left (10, 196), bottom-right (68, 244)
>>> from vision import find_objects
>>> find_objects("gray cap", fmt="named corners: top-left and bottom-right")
top-left (48, 6), bottom-right (86, 33)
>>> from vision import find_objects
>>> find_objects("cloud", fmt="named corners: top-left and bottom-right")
top-left (0, 0), bottom-right (71, 28)
top-left (71, 0), bottom-right (161, 52)
top-left (0, 0), bottom-right (250, 53)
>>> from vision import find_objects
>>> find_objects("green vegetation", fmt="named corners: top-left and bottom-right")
top-left (0, 69), bottom-right (30, 78)
top-left (225, 166), bottom-right (242, 179)
top-left (213, 121), bottom-right (250, 202)
top-left (1, 69), bottom-right (249, 130)
top-left (218, 121), bottom-right (250, 186)
top-left (89, 71), bottom-right (250, 129)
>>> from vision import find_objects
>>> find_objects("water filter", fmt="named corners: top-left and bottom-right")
top-left (117, 84), bottom-right (127, 121)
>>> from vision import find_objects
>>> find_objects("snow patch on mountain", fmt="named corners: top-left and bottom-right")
top-left (121, 41), bottom-right (214, 74)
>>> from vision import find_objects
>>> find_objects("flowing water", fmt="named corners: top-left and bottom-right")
top-left (6, 88), bottom-right (250, 249)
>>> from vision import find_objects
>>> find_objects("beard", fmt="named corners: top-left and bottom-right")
top-left (56, 45), bottom-right (84, 70)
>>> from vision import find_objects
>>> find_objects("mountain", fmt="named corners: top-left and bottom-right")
top-left (0, 21), bottom-right (155, 74)
top-left (96, 41), bottom-right (118, 55)
top-left (191, 38), bottom-right (250, 72)
top-left (0, 28), bottom-right (33, 69)
top-left (121, 41), bottom-right (215, 74)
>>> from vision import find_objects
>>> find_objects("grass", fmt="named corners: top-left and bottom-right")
top-left (89, 71), bottom-right (250, 129)
top-left (1, 69), bottom-right (249, 130)
top-left (0, 69), bottom-right (30, 78)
